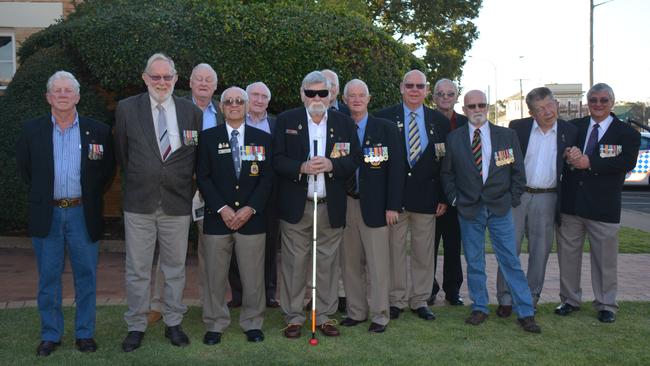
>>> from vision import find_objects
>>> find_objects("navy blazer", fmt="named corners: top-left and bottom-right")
top-left (273, 107), bottom-right (361, 228)
top-left (560, 113), bottom-right (640, 223)
top-left (196, 123), bottom-right (273, 235)
top-left (374, 103), bottom-right (450, 214)
top-left (356, 115), bottom-right (405, 227)
top-left (509, 117), bottom-right (578, 224)
top-left (16, 114), bottom-right (115, 242)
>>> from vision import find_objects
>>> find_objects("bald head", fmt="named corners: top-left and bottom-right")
top-left (463, 90), bottom-right (489, 127)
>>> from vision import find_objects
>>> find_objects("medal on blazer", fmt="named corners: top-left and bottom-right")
top-left (494, 148), bottom-right (515, 166)
top-left (600, 144), bottom-right (622, 158)
top-left (218, 142), bottom-right (231, 154)
top-left (183, 130), bottom-right (198, 146)
top-left (88, 143), bottom-right (104, 160)
top-left (250, 162), bottom-right (259, 176)
top-left (331, 142), bottom-right (350, 158)
top-left (434, 143), bottom-right (446, 160)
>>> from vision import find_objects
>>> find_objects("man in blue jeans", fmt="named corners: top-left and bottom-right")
top-left (16, 71), bottom-right (115, 356)
top-left (441, 90), bottom-right (540, 333)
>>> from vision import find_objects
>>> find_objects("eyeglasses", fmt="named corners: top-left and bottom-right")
top-left (435, 92), bottom-right (456, 98)
top-left (466, 103), bottom-right (487, 110)
top-left (223, 98), bottom-right (245, 106)
top-left (404, 83), bottom-right (426, 90)
top-left (147, 73), bottom-right (175, 81)
top-left (588, 97), bottom-right (610, 105)
top-left (304, 89), bottom-right (329, 98)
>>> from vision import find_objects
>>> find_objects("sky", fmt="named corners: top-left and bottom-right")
top-left (459, 0), bottom-right (650, 105)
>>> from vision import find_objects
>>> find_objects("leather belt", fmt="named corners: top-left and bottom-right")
top-left (52, 198), bottom-right (82, 208)
top-left (347, 192), bottom-right (360, 200)
top-left (307, 197), bottom-right (327, 204)
top-left (525, 187), bottom-right (556, 194)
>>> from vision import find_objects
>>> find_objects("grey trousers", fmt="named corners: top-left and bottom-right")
top-left (280, 201), bottom-right (342, 326)
top-left (341, 197), bottom-right (390, 325)
top-left (201, 232), bottom-right (266, 332)
top-left (497, 192), bottom-right (556, 306)
top-left (123, 209), bottom-right (190, 332)
top-left (556, 213), bottom-right (620, 313)
top-left (388, 210), bottom-right (436, 309)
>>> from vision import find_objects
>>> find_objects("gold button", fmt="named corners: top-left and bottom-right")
top-left (235, 201), bottom-right (240, 207)
top-left (408, 172), bottom-right (412, 177)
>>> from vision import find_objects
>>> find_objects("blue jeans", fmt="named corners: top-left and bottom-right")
top-left (32, 206), bottom-right (99, 341)
top-left (458, 206), bottom-right (534, 318)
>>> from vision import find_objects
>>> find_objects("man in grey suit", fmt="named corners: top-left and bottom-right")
top-left (115, 53), bottom-right (202, 352)
top-left (442, 90), bottom-right (541, 333)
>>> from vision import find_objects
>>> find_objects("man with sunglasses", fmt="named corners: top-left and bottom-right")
top-left (274, 71), bottom-right (361, 338)
top-left (442, 90), bottom-right (541, 333)
top-left (115, 53), bottom-right (202, 352)
top-left (428, 78), bottom-right (467, 307)
top-left (375, 70), bottom-right (450, 321)
top-left (556, 83), bottom-right (640, 323)
top-left (196, 86), bottom-right (273, 344)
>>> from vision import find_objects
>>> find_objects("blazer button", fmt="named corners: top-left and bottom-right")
top-left (408, 172), bottom-right (412, 177)
top-left (235, 201), bottom-right (240, 207)
top-left (235, 185), bottom-right (239, 190)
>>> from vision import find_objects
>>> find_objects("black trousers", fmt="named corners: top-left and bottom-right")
top-left (432, 205), bottom-right (464, 297)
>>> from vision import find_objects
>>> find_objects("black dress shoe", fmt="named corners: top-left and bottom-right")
top-left (122, 331), bottom-right (144, 353)
top-left (496, 305), bottom-right (512, 318)
top-left (266, 298), bottom-right (280, 308)
top-left (245, 329), bottom-right (265, 342)
top-left (165, 325), bottom-right (190, 347)
top-left (598, 310), bottom-right (616, 323)
top-left (389, 306), bottom-right (403, 320)
top-left (518, 316), bottom-right (542, 333)
top-left (340, 317), bottom-right (366, 326)
top-left (203, 331), bottom-right (222, 345)
top-left (554, 303), bottom-right (580, 316)
top-left (368, 322), bottom-right (387, 333)
top-left (338, 297), bottom-right (347, 313)
top-left (426, 295), bottom-right (436, 306)
top-left (36, 341), bottom-right (60, 357)
top-left (446, 294), bottom-right (465, 306)
top-left (75, 338), bottom-right (98, 353)
top-left (228, 299), bottom-right (242, 308)
top-left (412, 306), bottom-right (436, 320)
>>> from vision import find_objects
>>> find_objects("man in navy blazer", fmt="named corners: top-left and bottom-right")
top-left (16, 71), bottom-right (115, 356)
top-left (496, 87), bottom-right (578, 318)
top-left (556, 83), bottom-right (640, 323)
top-left (374, 70), bottom-right (449, 321)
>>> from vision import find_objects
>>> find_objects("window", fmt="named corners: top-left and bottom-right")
top-left (0, 33), bottom-right (16, 90)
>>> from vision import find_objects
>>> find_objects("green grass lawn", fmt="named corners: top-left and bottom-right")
top-left (2, 303), bottom-right (649, 365)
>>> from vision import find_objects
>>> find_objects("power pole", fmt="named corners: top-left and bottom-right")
top-left (591, 0), bottom-right (615, 87)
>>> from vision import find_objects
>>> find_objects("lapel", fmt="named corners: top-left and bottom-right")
top-left (298, 109), bottom-right (310, 158)
top-left (363, 116), bottom-right (378, 147)
top-left (576, 117), bottom-right (590, 150)
top-left (79, 117), bottom-right (90, 177)
top-left (556, 120), bottom-right (569, 173)
top-left (43, 115), bottom-right (55, 185)
top-left (138, 94), bottom-right (163, 162)
top-left (174, 95), bottom-right (188, 137)
top-left (487, 123), bottom-right (499, 175)
top-left (460, 124), bottom-right (480, 180)
top-left (521, 118), bottom-right (534, 156)
top-left (325, 113), bottom-right (335, 159)
top-left (599, 114), bottom-right (621, 143)
top-left (221, 125), bottom-right (238, 180)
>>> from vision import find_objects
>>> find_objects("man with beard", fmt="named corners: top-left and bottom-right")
top-left (115, 53), bottom-right (202, 351)
top-left (273, 71), bottom-right (360, 338)
top-left (442, 90), bottom-right (541, 333)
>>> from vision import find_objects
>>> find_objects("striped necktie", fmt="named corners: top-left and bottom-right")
top-left (472, 128), bottom-right (482, 177)
top-left (408, 111), bottom-right (421, 166)
top-left (156, 104), bottom-right (171, 160)
top-left (231, 129), bottom-right (241, 178)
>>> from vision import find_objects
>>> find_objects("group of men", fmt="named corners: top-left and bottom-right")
top-left (17, 51), bottom-right (640, 357)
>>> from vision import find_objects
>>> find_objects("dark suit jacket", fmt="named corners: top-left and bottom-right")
top-left (273, 107), bottom-right (361, 228)
top-left (374, 104), bottom-right (450, 213)
top-left (16, 114), bottom-right (115, 242)
top-left (333, 100), bottom-right (351, 116)
top-left (442, 122), bottom-right (526, 219)
top-left (356, 115), bottom-right (405, 227)
top-left (560, 113), bottom-right (640, 223)
top-left (509, 117), bottom-right (578, 224)
top-left (115, 93), bottom-right (202, 215)
top-left (197, 124), bottom-right (273, 235)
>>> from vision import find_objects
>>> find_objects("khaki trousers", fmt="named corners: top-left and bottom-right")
top-left (280, 201), bottom-right (342, 325)
top-left (123, 209), bottom-right (190, 332)
top-left (556, 213), bottom-right (620, 313)
top-left (201, 232), bottom-right (266, 332)
top-left (388, 210), bottom-right (436, 309)
top-left (341, 197), bottom-right (390, 325)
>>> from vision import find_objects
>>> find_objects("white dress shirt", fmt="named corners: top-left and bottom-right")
top-left (525, 120), bottom-right (557, 188)
top-left (469, 122), bottom-right (492, 183)
top-left (583, 114), bottom-right (614, 153)
top-left (307, 110), bottom-right (328, 198)
top-left (150, 95), bottom-right (181, 154)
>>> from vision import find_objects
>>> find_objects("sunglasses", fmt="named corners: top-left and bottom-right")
top-left (147, 73), bottom-right (175, 81)
top-left (435, 92), bottom-right (456, 98)
top-left (588, 97), bottom-right (610, 104)
top-left (223, 98), bottom-right (245, 106)
top-left (404, 83), bottom-right (426, 90)
top-left (466, 103), bottom-right (487, 110)
top-left (304, 89), bottom-right (329, 98)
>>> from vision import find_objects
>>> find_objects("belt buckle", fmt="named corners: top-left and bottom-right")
top-left (60, 199), bottom-right (70, 208)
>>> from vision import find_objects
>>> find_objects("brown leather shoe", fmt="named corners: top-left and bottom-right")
top-left (283, 324), bottom-right (302, 339)
top-left (518, 316), bottom-right (542, 333)
top-left (465, 311), bottom-right (488, 325)
top-left (318, 322), bottom-right (340, 337)
top-left (147, 310), bottom-right (162, 325)
top-left (496, 305), bottom-right (512, 318)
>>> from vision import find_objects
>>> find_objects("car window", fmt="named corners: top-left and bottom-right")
top-left (641, 136), bottom-right (650, 151)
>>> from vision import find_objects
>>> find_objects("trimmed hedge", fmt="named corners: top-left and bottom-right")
top-left (1, 0), bottom-right (423, 232)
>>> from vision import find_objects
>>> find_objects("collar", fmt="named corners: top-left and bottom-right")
top-left (532, 120), bottom-right (557, 134)
top-left (150, 94), bottom-right (173, 111)
top-left (307, 109), bottom-right (328, 126)
top-left (403, 103), bottom-right (424, 118)
top-left (226, 121), bottom-right (245, 137)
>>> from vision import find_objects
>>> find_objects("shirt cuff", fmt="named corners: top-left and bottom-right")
top-left (217, 205), bottom-right (228, 213)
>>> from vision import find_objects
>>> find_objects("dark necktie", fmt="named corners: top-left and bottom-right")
top-left (472, 128), bottom-right (482, 177)
top-left (157, 104), bottom-right (171, 160)
top-left (231, 129), bottom-right (241, 178)
top-left (584, 123), bottom-right (600, 156)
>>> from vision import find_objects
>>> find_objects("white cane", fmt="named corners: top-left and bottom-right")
top-left (309, 139), bottom-right (319, 346)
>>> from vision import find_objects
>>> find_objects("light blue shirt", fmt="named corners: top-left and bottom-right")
top-left (403, 104), bottom-right (428, 166)
top-left (354, 114), bottom-right (368, 193)
top-left (246, 113), bottom-right (271, 134)
top-left (193, 97), bottom-right (218, 130)
top-left (52, 114), bottom-right (82, 199)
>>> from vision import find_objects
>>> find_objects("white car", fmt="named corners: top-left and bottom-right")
top-left (625, 132), bottom-right (650, 186)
